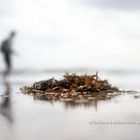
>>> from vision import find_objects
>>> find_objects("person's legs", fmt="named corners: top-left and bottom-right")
top-left (4, 54), bottom-right (11, 78)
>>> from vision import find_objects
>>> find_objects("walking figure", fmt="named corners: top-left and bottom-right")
top-left (1, 31), bottom-right (16, 78)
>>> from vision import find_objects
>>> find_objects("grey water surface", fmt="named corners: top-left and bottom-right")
top-left (0, 71), bottom-right (140, 140)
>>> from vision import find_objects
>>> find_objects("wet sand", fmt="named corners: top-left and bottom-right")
top-left (0, 71), bottom-right (140, 140)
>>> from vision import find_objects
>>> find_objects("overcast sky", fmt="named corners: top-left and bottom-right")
top-left (79, 0), bottom-right (140, 9)
top-left (1, 0), bottom-right (140, 70)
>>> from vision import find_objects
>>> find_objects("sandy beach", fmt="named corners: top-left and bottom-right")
top-left (0, 70), bottom-right (140, 140)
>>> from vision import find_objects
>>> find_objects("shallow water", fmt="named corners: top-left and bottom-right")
top-left (0, 72), bottom-right (140, 140)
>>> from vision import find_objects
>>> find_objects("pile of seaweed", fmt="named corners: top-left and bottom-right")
top-left (21, 72), bottom-right (120, 100)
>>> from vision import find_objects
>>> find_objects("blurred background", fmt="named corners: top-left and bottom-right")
top-left (1, 1), bottom-right (140, 140)
top-left (0, 0), bottom-right (140, 72)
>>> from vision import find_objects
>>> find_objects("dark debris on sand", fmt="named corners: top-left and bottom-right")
top-left (20, 72), bottom-right (120, 101)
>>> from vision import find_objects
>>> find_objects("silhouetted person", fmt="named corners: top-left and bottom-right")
top-left (1, 31), bottom-right (16, 78)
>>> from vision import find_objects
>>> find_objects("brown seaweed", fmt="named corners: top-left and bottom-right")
top-left (20, 72), bottom-right (120, 101)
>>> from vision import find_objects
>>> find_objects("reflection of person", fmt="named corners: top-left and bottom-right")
top-left (1, 31), bottom-right (16, 78)
top-left (0, 80), bottom-right (13, 123)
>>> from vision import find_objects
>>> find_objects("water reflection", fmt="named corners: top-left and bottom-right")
top-left (0, 80), bottom-right (13, 124)
top-left (62, 98), bottom-right (98, 109)
top-left (33, 95), bottom-right (112, 109)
